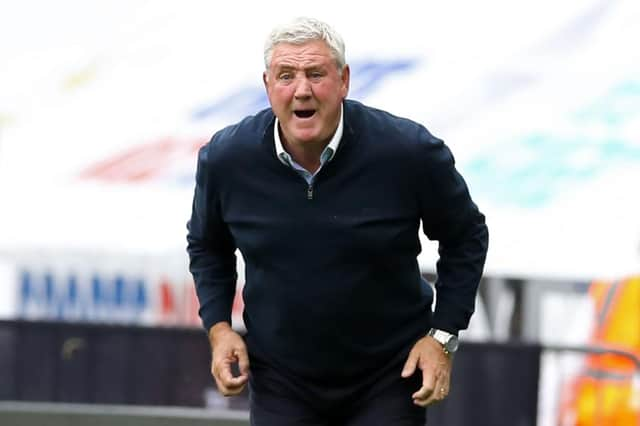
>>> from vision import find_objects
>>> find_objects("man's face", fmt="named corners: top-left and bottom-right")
top-left (263, 40), bottom-right (350, 148)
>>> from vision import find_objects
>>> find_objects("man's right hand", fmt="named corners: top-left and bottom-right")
top-left (208, 322), bottom-right (249, 396)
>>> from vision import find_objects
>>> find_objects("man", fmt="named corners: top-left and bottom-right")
top-left (187, 17), bottom-right (488, 426)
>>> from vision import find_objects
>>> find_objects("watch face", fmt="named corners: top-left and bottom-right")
top-left (445, 336), bottom-right (459, 353)
top-left (429, 329), bottom-right (459, 353)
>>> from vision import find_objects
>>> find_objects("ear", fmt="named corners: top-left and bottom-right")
top-left (263, 71), bottom-right (269, 91)
top-left (340, 64), bottom-right (350, 99)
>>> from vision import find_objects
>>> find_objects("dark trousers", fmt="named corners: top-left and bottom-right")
top-left (248, 352), bottom-right (427, 426)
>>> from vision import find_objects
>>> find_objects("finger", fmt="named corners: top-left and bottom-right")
top-left (434, 373), bottom-right (450, 396)
top-left (214, 370), bottom-right (247, 396)
top-left (412, 365), bottom-right (438, 401)
top-left (414, 388), bottom-right (439, 406)
top-left (412, 384), bottom-right (432, 401)
top-left (225, 360), bottom-right (249, 388)
top-left (401, 350), bottom-right (418, 378)
top-left (412, 381), bottom-right (439, 402)
top-left (218, 359), bottom-right (237, 385)
top-left (412, 365), bottom-right (436, 398)
top-left (414, 393), bottom-right (439, 407)
top-left (223, 376), bottom-right (248, 395)
top-left (214, 376), bottom-right (231, 396)
top-left (414, 379), bottom-right (448, 407)
top-left (235, 348), bottom-right (250, 377)
top-left (224, 386), bottom-right (246, 396)
top-left (219, 354), bottom-right (249, 389)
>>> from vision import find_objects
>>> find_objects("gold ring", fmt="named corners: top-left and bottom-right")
top-left (440, 388), bottom-right (446, 393)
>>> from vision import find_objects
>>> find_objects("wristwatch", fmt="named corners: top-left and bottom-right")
top-left (428, 328), bottom-right (459, 355)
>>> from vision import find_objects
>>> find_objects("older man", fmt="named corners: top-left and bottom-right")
top-left (187, 17), bottom-right (488, 426)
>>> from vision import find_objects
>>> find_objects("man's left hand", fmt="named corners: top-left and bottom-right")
top-left (401, 335), bottom-right (453, 406)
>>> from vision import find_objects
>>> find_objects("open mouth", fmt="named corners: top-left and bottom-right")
top-left (294, 109), bottom-right (316, 119)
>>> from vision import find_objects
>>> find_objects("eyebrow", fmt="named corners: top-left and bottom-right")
top-left (275, 64), bottom-right (325, 72)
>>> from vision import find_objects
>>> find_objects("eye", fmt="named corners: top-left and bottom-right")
top-left (309, 71), bottom-right (324, 80)
top-left (278, 72), bottom-right (293, 81)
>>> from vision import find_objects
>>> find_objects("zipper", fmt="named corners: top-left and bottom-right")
top-left (277, 159), bottom-right (316, 200)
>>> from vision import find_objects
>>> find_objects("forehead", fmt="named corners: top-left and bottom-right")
top-left (270, 40), bottom-right (335, 68)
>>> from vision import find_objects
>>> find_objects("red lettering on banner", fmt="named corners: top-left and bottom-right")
top-left (79, 137), bottom-right (207, 183)
top-left (159, 278), bottom-right (178, 324)
top-left (160, 279), bottom-right (174, 313)
top-left (182, 279), bottom-right (245, 329)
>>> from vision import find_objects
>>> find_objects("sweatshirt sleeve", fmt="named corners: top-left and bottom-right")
top-left (416, 127), bottom-right (489, 335)
top-left (186, 140), bottom-right (238, 331)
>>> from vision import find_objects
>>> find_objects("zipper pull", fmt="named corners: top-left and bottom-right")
top-left (307, 185), bottom-right (313, 200)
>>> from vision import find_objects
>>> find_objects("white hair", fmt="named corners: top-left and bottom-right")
top-left (264, 17), bottom-right (346, 71)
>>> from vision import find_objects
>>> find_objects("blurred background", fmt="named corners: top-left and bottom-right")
top-left (0, 0), bottom-right (639, 425)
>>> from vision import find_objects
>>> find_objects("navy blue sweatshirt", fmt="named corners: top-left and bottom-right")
top-left (187, 100), bottom-right (488, 381)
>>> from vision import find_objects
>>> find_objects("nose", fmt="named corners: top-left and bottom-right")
top-left (294, 76), bottom-right (312, 100)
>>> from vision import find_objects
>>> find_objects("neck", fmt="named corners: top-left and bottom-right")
top-left (280, 129), bottom-right (331, 174)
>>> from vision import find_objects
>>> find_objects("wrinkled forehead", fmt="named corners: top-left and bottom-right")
top-left (269, 40), bottom-right (337, 69)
